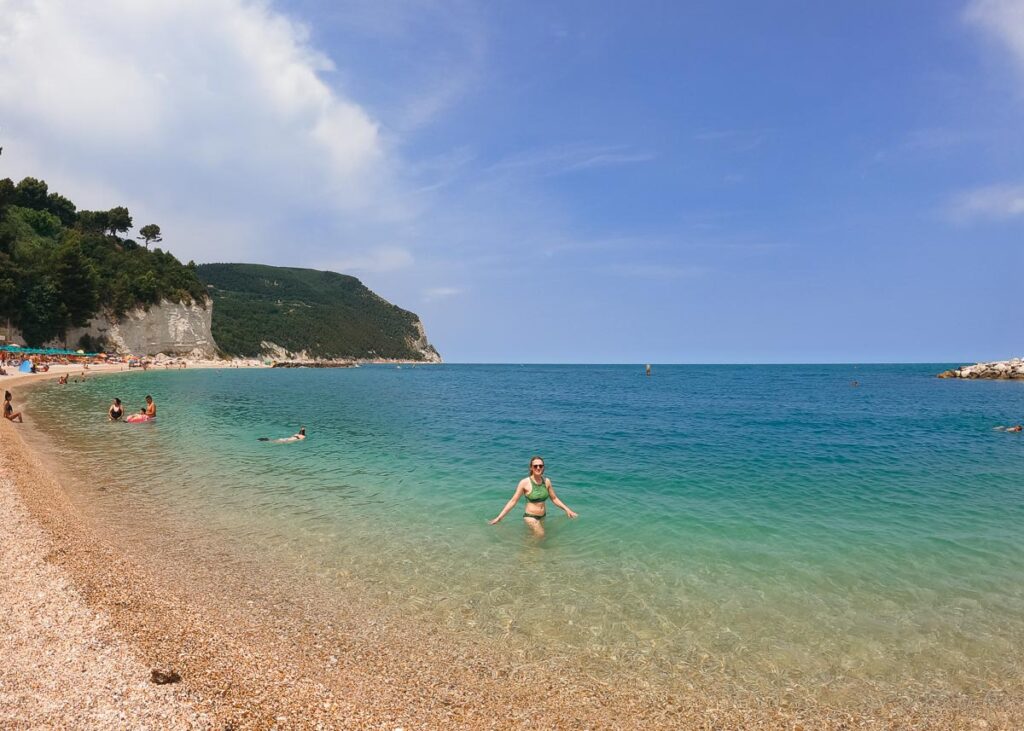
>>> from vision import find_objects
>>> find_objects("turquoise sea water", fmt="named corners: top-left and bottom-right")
top-left (23, 364), bottom-right (1024, 701)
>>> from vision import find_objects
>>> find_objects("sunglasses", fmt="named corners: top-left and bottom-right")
top-left (531, 464), bottom-right (545, 469)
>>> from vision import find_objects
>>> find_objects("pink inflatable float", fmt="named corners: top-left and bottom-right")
top-left (125, 413), bottom-right (152, 423)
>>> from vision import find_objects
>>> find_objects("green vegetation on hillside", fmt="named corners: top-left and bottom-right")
top-left (0, 176), bottom-right (207, 347)
top-left (196, 263), bottom-right (434, 360)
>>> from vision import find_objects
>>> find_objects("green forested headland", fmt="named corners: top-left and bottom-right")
top-left (0, 176), bottom-right (207, 347)
top-left (196, 263), bottom-right (436, 360)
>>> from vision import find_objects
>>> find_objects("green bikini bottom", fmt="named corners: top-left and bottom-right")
top-left (524, 513), bottom-right (546, 520)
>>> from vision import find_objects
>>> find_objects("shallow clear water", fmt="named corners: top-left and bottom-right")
top-left (24, 364), bottom-right (1024, 698)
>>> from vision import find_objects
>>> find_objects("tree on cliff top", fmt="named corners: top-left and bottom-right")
top-left (138, 223), bottom-right (162, 248)
top-left (0, 174), bottom-right (207, 346)
top-left (105, 206), bottom-right (133, 238)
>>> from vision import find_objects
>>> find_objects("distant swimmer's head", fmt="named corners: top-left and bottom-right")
top-left (113, 398), bottom-right (121, 406)
top-left (529, 456), bottom-right (545, 476)
top-left (299, 427), bottom-right (306, 436)
top-left (1010, 425), bottom-right (1023, 432)
top-left (145, 395), bottom-right (153, 403)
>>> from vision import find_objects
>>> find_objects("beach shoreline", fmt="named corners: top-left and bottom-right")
top-left (2, 369), bottom-right (1023, 728)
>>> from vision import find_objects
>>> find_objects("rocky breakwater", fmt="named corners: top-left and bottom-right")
top-left (271, 361), bottom-right (356, 369)
top-left (65, 298), bottom-right (217, 358)
top-left (938, 358), bottom-right (1024, 380)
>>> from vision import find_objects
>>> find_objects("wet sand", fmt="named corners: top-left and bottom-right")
top-left (1, 367), bottom-right (1022, 729)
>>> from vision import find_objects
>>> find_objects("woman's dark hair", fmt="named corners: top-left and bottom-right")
top-left (114, 398), bottom-right (121, 406)
top-left (4, 391), bottom-right (11, 401)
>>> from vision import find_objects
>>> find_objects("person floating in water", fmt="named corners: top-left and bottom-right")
top-left (489, 456), bottom-right (577, 537)
top-left (108, 398), bottom-right (124, 421)
top-left (995, 424), bottom-right (1023, 432)
top-left (4, 390), bottom-right (23, 423)
top-left (259, 427), bottom-right (306, 443)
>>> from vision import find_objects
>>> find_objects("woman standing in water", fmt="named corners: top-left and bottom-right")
top-left (108, 398), bottom-right (124, 421)
top-left (489, 456), bottom-right (577, 537)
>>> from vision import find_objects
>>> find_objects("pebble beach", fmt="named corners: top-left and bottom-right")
top-left (2, 365), bottom-right (1024, 729)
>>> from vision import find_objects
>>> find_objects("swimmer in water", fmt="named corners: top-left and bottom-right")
top-left (489, 456), bottom-right (578, 537)
top-left (259, 427), bottom-right (306, 443)
top-left (995, 425), bottom-right (1023, 432)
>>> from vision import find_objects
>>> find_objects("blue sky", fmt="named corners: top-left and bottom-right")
top-left (1, 1), bottom-right (1022, 362)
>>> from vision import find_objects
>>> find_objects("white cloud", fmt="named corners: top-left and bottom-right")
top-left (966, 0), bottom-right (1024, 74)
top-left (423, 286), bottom-right (462, 301)
top-left (325, 246), bottom-right (415, 274)
top-left (950, 184), bottom-right (1024, 220)
top-left (0, 0), bottom-right (402, 265)
top-left (488, 143), bottom-right (654, 177)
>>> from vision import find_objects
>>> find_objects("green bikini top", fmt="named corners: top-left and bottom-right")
top-left (525, 476), bottom-right (550, 503)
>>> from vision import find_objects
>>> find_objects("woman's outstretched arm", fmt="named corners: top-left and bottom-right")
top-left (547, 482), bottom-right (578, 519)
top-left (489, 483), bottom-right (526, 525)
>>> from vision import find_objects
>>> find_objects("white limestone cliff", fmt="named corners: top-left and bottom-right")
top-left (63, 299), bottom-right (217, 357)
top-left (407, 319), bottom-right (442, 363)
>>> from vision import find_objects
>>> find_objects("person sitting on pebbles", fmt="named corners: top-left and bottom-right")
top-left (4, 391), bottom-right (23, 423)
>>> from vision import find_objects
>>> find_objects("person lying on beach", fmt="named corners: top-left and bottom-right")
top-left (144, 395), bottom-right (156, 418)
top-left (108, 398), bottom-right (124, 421)
top-left (4, 391), bottom-right (23, 423)
top-left (258, 427), bottom-right (306, 443)
top-left (489, 456), bottom-right (578, 537)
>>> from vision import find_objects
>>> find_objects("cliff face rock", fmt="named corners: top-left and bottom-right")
top-left (65, 299), bottom-right (217, 357)
top-left (937, 358), bottom-right (1024, 380)
top-left (408, 319), bottom-right (442, 363)
top-left (260, 341), bottom-right (314, 362)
